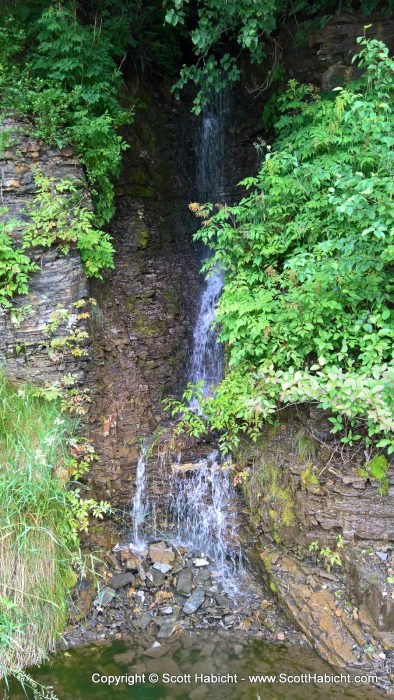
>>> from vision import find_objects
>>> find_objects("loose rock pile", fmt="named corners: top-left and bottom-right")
top-left (66, 537), bottom-right (301, 648)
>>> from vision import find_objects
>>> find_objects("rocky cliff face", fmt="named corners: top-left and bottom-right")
top-left (86, 84), bottom-right (201, 504)
top-left (287, 14), bottom-right (394, 89)
top-left (0, 118), bottom-right (88, 385)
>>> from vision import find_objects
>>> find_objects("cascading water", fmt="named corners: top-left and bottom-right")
top-left (167, 91), bottom-right (245, 585)
top-left (131, 445), bottom-right (149, 551)
top-left (130, 91), bottom-right (243, 588)
top-left (189, 92), bottom-right (226, 395)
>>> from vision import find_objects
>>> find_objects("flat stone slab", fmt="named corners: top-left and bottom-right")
top-left (149, 542), bottom-right (175, 564)
top-left (193, 558), bottom-right (209, 567)
top-left (96, 587), bottom-right (116, 606)
top-left (107, 572), bottom-right (135, 590)
top-left (157, 618), bottom-right (178, 638)
top-left (176, 567), bottom-right (193, 595)
top-left (183, 587), bottom-right (205, 615)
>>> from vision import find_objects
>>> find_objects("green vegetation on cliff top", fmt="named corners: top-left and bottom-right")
top-left (167, 36), bottom-right (394, 456)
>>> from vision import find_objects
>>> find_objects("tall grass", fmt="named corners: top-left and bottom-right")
top-left (0, 374), bottom-right (79, 678)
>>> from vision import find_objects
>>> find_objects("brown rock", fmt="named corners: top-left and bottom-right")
top-left (149, 542), bottom-right (175, 564)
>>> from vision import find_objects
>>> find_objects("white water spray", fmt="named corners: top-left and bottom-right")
top-left (131, 445), bottom-right (149, 551)
top-left (169, 91), bottom-right (244, 584)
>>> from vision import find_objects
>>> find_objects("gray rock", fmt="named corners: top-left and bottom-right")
top-left (157, 619), bottom-right (177, 638)
top-left (193, 558), bottom-right (209, 567)
top-left (224, 614), bottom-right (236, 625)
top-left (96, 587), bottom-right (117, 606)
top-left (146, 569), bottom-right (166, 587)
top-left (376, 551), bottom-right (388, 561)
top-left (143, 642), bottom-right (170, 658)
top-left (183, 588), bottom-right (205, 615)
top-left (108, 572), bottom-right (135, 590)
top-left (139, 612), bottom-right (153, 630)
top-left (176, 568), bottom-right (193, 595)
top-left (214, 592), bottom-right (231, 609)
top-left (153, 562), bottom-right (172, 574)
top-left (124, 553), bottom-right (142, 571)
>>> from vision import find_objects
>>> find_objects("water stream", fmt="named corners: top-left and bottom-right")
top-left (131, 445), bottom-right (149, 551)
top-left (188, 90), bottom-right (227, 394)
top-left (130, 90), bottom-right (241, 587)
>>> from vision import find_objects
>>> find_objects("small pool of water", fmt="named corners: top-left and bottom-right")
top-left (4, 632), bottom-right (386, 700)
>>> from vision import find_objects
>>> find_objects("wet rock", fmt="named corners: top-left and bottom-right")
top-left (214, 592), bottom-right (230, 608)
top-left (138, 612), bottom-right (153, 631)
top-left (153, 562), bottom-right (172, 574)
top-left (193, 569), bottom-right (211, 586)
top-left (259, 546), bottom-right (377, 670)
top-left (376, 551), bottom-right (388, 562)
top-left (143, 642), bottom-right (169, 658)
top-left (224, 614), bottom-right (236, 625)
top-left (149, 542), bottom-right (175, 564)
top-left (176, 568), bottom-right (193, 595)
top-left (171, 462), bottom-right (202, 474)
top-left (108, 572), bottom-right (136, 590)
top-left (162, 606), bottom-right (173, 614)
top-left (193, 558), bottom-right (209, 567)
top-left (106, 553), bottom-right (121, 570)
top-left (123, 553), bottom-right (142, 571)
top-left (155, 591), bottom-right (173, 604)
top-left (183, 588), bottom-right (205, 615)
top-left (146, 568), bottom-right (166, 588)
top-left (157, 618), bottom-right (178, 638)
top-left (96, 587), bottom-right (117, 606)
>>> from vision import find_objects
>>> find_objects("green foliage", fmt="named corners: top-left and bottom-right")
top-left (23, 171), bottom-right (114, 278)
top-left (0, 171), bottom-right (114, 309)
top-left (0, 209), bottom-right (38, 306)
top-left (165, 0), bottom-right (276, 113)
top-left (0, 373), bottom-right (111, 680)
top-left (164, 1), bottom-right (394, 112)
top-left (170, 37), bottom-right (394, 456)
top-left (308, 535), bottom-right (344, 572)
top-left (359, 453), bottom-right (389, 494)
top-left (0, 3), bottom-right (132, 225)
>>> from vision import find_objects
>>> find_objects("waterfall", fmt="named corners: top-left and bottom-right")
top-left (130, 91), bottom-right (242, 588)
top-left (169, 452), bottom-right (241, 575)
top-left (169, 91), bottom-right (243, 585)
top-left (188, 91), bottom-right (227, 396)
top-left (131, 445), bottom-right (149, 551)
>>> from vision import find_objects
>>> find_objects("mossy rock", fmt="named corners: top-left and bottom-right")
top-left (137, 225), bottom-right (149, 250)
top-left (300, 464), bottom-right (320, 494)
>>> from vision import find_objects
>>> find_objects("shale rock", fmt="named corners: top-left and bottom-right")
top-left (176, 568), bottom-right (193, 595)
top-left (149, 542), bottom-right (176, 564)
top-left (108, 573), bottom-right (135, 590)
top-left (183, 588), bottom-right (205, 615)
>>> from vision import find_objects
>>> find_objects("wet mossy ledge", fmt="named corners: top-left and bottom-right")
top-left (234, 408), bottom-right (394, 549)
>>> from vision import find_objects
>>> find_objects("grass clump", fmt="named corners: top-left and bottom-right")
top-left (0, 374), bottom-right (84, 681)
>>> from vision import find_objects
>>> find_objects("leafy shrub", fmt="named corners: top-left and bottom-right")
top-left (23, 171), bottom-right (114, 278)
top-left (164, 1), bottom-right (394, 112)
top-left (0, 3), bottom-right (132, 225)
top-left (168, 37), bottom-right (394, 455)
top-left (0, 210), bottom-right (38, 306)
